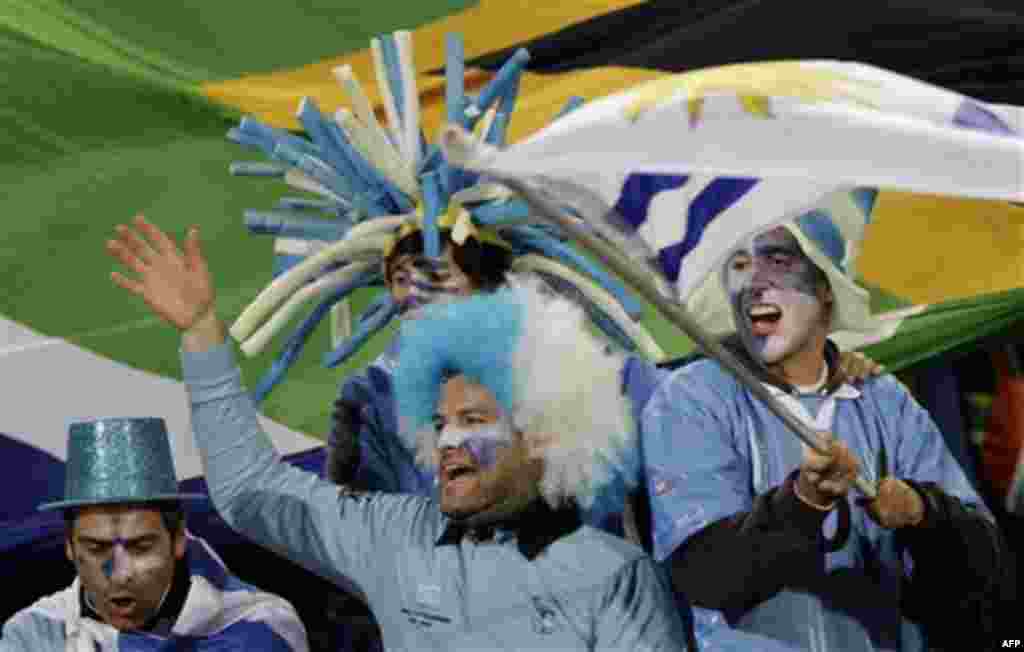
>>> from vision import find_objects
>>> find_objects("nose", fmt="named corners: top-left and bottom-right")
top-left (105, 544), bottom-right (134, 584)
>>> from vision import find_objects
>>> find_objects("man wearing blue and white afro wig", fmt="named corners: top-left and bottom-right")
top-left (394, 276), bottom-right (638, 527)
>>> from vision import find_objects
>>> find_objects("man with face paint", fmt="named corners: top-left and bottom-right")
top-left (1, 417), bottom-right (308, 652)
top-left (103, 218), bottom-right (691, 650)
top-left (324, 226), bottom-right (512, 498)
top-left (640, 212), bottom-right (1016, 651)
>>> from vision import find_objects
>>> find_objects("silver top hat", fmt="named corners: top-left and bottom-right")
top-left (38, 417), bottom-right (204, 511)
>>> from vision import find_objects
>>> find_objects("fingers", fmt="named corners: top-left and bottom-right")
top-left (183, 226), bottom-right (207, 274)
top-left (110, 271), bottom-right (144, 295)
top-left (113, 222), bottom-right (158, 264)
top-left (106, 238), bottom-right (148, 276)
top-left (133, 214), bottom-right (182, 257)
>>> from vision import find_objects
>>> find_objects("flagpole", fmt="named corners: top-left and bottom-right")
top-left (500, 176), bottom-right (878, 499)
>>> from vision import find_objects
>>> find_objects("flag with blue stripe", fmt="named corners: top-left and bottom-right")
top-left (444, 60), bottom-right (1023, 300)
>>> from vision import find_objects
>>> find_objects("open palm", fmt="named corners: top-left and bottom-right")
top-left (106, 215), bottom-right (215, 331)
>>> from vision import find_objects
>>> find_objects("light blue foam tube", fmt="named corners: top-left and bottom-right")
top-left (244, 210), bottom-right (351, 241)
top-left (469, 198), bottom-right (530, 225)
top-left (445, 33), bottom-right (467, 128)
top-left (484, 111), bottom-right (511, 147)
top-left (418, 144), bottom-right (443, 175)
top-left (226, 127), bottom-right (263, 151)
top-left (276, 197), bottom-right (339, 212)
top-left (420, 171), bottom-right (444, 258)
top-left (229, 161), bottom-right (287, 177)
top-left (467, 48), bottom-right (529, 126)
top-left (297, 99), bottom-right (372, 195)
top-left (274, 143), bottom-right (390, 217)
top-left (378, 34), bottom-right (405, 126)
top-left (354, 290), bottom-right (392, 324)
top-left (327, 121), bottom-right (413, 213)
top-left (273, 142), bottom-right (354, 201)
top-left (252, 268), bottom-right (382, 402)
top-left (504, 226), bottom-right (644, 320)
top-left (322, 296), bottom-right (399, 369)
top-left (497, 73), bottom-right (520, 116)
top-left (555, 96), bottom-right (585, 119)
top-left (237, 116), bottom-right (320, 158)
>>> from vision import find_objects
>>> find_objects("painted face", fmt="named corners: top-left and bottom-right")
top-left (389, 246), bottom-right (476, 318)
top-left (66, 505), bottom-right (185, 631)
top-left (433, 375), bottom-right (541, 518)
top-left (723, 227), bottom-right (830, 366)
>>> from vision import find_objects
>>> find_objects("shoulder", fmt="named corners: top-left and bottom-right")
top-left (855, 373), bottom-right (916, 409)
top-left (2, 592), bottom-right (70, 650)
top-left (644, 358), bottom-right (742, 420)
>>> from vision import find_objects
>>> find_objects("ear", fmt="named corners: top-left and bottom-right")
top-left (65, 537), bottom-right (76, 565)
top-left (172, 525), bottom-right (187, 561)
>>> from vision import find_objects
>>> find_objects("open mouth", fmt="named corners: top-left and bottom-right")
top-left (748, 304), bottom-right (782, 335)
top-left (109, 596), bottom-right (137, 613)
top-left (440, 460), bottom-right (480, 490)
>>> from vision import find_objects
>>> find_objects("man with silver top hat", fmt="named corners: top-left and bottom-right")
top-left (641, 201), bottom-right (1015, 651)
top-left (104, 216), bottom-right (690, 651)
top-left (0, 417), bottom-right (308, 651)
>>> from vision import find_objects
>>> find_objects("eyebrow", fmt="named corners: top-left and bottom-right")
top-left (78, 534), bottom-right (158, 546)
top-left (433, 408), bottom-right (491, 423)
top-left (755, 244), bottom-right (801, 257)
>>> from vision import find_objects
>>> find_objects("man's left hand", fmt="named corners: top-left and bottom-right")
top-left (861, 477), bottom-right (926, 529)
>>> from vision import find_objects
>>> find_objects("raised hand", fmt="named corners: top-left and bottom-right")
top-left (106, 215), bottom-right (215, 332)
top-left (794, 433), bottom-right (861, 510)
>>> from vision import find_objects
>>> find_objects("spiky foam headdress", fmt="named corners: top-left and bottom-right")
top-left (225, 31), bottom-right (663, 401)
top-left (394, 278), bottom-right (639, 513)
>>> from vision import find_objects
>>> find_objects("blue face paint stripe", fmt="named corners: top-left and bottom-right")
top-left (102, 557), bottom-right (115, 579)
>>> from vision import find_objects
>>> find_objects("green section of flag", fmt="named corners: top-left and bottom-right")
top-left (863, 289), bottom-right (1024, 373)
top-left (0, 0), bottom-right (468, 438)
top-left (6, 0), bottom-right (474, 82)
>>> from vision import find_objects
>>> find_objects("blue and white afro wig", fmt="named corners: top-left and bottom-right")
top-left (394, 277), bottom-right (637, 511)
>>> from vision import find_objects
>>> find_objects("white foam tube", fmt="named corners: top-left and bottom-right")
top-left (330, 299), bottom-right (353, 349)
top-left (449, 183), bottom-right (514, 206)
top-left (239, 261), bottom-right (377, 356)
top-left (335, 108), bottom-right (419, 196)
top-left (395, 30), bottom-right (422, 174)
top-left (345, 214), bottom-right (410, 240)
top-left (284, 168), bottom-right (347, 204)
top-left (511, 254), bottom-right (666, 362)
top-left (369, 38), bottom-right (406, 160)
top-left (230, 234), bottom-right (390, 342)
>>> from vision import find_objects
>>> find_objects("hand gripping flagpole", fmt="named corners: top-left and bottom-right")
top-left (495, 174), bottom-right (878, 499)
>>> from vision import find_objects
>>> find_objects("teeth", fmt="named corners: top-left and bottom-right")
top-left (749, 305), bottom-right (781, 317)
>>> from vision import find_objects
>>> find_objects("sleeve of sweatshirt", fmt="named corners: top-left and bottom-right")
top-left (182, 342), bottom-right (429, 596)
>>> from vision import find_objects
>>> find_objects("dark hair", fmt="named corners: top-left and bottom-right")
top-left (64, 501), bottom-right (187, 539)
top-left (384, 229), bottom-right (511, 292)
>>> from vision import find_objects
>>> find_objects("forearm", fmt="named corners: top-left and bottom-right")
top-left (668, 474), bottom-right (832, 614)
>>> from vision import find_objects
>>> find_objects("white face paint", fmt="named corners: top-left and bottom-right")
top-left (723, 227), bottom-right (829, 366)
top-left (438, 420), bottom-right (514, 469)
